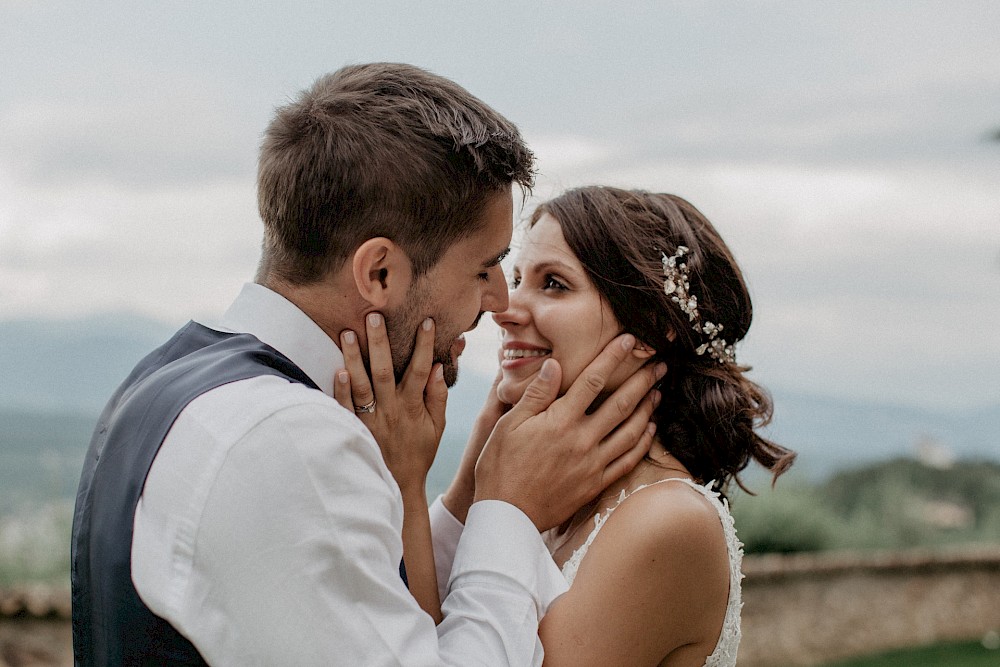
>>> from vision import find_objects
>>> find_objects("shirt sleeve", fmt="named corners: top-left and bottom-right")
top-left (135, 385), bottom-right (565, 667)
top-left (429, 495), bottom-right (464, 603)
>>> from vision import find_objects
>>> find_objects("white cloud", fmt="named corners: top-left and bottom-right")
top-left (1, 0), bottom-right (998, 413)
top-left (0, 169), bottom-right (259, 322)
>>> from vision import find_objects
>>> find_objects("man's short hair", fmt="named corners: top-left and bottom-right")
top-left (257, 63), bottom-right (535, 284)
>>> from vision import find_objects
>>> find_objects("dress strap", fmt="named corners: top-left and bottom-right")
top-left (608, 476), bottom-right (714, 511)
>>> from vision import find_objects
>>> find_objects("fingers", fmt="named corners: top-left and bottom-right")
top-left (479, 369), bottom-right (511, 425)
top-left (400, 318), bottom-right (435, 398)
top-left (339, 329), bottom-right (376, 415)
top-left (424, 364), bottom-right (448, 432)
top-left (588, 359), bottom-right (666, 439)
top-left (500, 358), bottom-right (562, 427)
top-left (364, 313), bottom-right (396, 407)
top-left (597, 389), bottom-right (659, 479)
top-left (558, 334), bottom-right (637, 414)
top-left (602, 419), bottom-right (658, 490)
top-left (334, 369), bottom-right (354, 412)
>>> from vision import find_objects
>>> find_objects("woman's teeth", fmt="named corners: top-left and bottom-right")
top-left (503, 348), bottom-right (551, 360)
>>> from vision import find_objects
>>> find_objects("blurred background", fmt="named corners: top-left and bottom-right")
top-left (1, 2), bottom-right (998, 665)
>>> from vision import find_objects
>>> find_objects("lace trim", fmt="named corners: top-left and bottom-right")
top-left (553, 478), bottom-right (744, 667)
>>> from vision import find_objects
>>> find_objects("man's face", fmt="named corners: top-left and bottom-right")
top-left (384, 190), bottom-right (513, 387)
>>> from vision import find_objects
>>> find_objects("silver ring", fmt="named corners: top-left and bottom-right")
top-left (354, 398), bottom-right (377, 414)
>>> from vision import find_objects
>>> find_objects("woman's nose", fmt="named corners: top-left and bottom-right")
top-left (492, 285), bottom-right (529, 328)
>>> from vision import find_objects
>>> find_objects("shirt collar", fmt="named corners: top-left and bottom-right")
top-left (205, 282), bottom-right (343, 397)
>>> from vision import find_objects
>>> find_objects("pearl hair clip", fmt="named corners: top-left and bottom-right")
top-left (660, 246), bottom-right (736, 364)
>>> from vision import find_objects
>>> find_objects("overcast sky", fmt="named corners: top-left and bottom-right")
top-left (2, 1), bottom-right (998, 412)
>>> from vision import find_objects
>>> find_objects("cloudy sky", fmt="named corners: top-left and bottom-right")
top-left (2, 1), bottom-right (998, 412)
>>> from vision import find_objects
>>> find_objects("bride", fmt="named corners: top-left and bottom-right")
top-left (340, 185), bottom-right (795, 666)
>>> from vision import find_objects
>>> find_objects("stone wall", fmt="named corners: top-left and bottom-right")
top-left (738, 544), bottom-right (1000, 666)
top-left (0, 586), bottom-right (71, 667)
top-left (3, 545), bottom-right (999, 667)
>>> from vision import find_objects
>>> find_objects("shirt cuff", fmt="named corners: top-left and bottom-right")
top-left (430, 495), bottom-right (465, 603)
top-left (449, 500), bottom-right (568, 615)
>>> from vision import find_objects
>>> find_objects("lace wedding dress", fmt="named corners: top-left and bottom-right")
top-left (551, 478), bottom-right (743, 667)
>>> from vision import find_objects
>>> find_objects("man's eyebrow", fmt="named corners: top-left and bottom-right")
top-left (483, 247), bottom-right (510, 268)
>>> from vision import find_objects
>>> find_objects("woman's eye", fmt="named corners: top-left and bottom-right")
top-left (509, 276), bottom-right (521, 289)
top-left (543, 275), bottom-right (567, 290)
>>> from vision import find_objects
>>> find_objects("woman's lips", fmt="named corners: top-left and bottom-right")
top-left (500, 345), bottom-right (552, 370)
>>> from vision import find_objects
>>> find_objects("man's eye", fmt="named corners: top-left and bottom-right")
top-left (478, 272), bottom-right (490, 282)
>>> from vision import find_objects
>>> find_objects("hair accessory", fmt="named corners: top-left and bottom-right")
top-left (660, 246), bottom-right (736, 364)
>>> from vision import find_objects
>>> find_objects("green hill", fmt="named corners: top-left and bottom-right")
top-left (732, 458), bottom-right (1000, 554)
top-left (0, 409), bottom-right (94, 513)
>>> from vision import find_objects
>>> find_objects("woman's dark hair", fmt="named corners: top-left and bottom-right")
top-left (532, 186), bottom-right (795, 496)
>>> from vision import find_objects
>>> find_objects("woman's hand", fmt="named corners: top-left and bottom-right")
top-left (441, 370), bottom-right (510, 524)
top-left (335, 313), bottom-right (448, 494)
top-left (335, 312), bottom-right (447, 623)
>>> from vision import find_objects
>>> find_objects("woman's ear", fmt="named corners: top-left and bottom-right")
top-left (633, 339), bottom-right (657, 360)
top-left (351, 238), bottom-right (413, 309)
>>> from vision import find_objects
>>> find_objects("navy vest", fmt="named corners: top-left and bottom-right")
top-left (70, 322), bottom-right (324, 666)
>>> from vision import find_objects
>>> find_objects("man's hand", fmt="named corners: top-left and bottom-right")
top-left (474, 334), bottom-right (665, 531)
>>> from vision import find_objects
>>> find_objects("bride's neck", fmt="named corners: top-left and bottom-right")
top-left (577, 438), bottom-right (691, 517)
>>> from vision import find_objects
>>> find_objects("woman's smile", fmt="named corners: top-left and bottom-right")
top-left (501, 343), bottom-right (552, 369)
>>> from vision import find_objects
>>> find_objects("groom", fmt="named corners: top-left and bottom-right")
top-left (71, 63), bottom-right (661, 665)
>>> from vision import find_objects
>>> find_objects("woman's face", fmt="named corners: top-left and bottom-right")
top-left (494, 213), bottom-right (636, 404)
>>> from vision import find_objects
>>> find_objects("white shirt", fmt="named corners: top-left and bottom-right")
top-left (132, 283), bottom-right (567, 666)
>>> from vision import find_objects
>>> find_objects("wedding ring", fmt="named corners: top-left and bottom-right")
top-left (354, 398), bottom-right (377, 414)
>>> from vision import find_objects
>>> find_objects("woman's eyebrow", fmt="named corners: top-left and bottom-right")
top-left (525, 258), bottom-right (577, 275)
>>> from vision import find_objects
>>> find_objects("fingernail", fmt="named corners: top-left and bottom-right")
top-left (342, 330), bottom-right (356, 345)
top-left (368, 313), bottom-right (382, 328)
top-left (434, 364), bottom-right (444, 381)
top-left (337, 370), bottom-right (349, 384)
top-left (647, 421), bottom-right (657, 437)
top-left (539, 358), bottom-right (555, 381)
top-left (655, 362), bottom-right (667, 380)
top-left (651, 389), bottom-right (661, 408)
top-left (620, 334), bottom-right (635, 351)
top-left (422, 318), bottom-right (433, 331)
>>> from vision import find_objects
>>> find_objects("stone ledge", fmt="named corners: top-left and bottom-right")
top-left (0, 585), bottom-right (70, 620)
top-left (743, 543), bottom-right (1000, 581)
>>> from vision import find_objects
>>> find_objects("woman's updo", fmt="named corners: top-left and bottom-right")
top-left (531, 186), bottom-right (794, 495)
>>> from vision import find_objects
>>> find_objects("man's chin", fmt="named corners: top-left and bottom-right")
top-left (440, 334), bottom-right (466, 388)
top-left (436, 355), bottom-right (459, 388)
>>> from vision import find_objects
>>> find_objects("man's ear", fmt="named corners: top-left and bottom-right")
top-left (351, 237), bottom-right (413, 309)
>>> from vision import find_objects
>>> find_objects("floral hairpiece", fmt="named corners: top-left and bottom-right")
top-left (660, 245), bottom-right (736, 364)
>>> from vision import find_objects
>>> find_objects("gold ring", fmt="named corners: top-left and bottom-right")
top-left (354, 398), bottom-right (377, 414)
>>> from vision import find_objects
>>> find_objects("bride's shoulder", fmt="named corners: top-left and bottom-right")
top-left (574, 478), bottom-right (730, 636)
top-left (602, 479), bottom-right (728, 562)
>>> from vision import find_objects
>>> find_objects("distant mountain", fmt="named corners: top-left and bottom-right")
top-left (1, 312), bottom-right (998, 507)
top-left (758, 390), bottom-right (1000, 480)
top-left (0, 313), bottom-right (178, 414)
